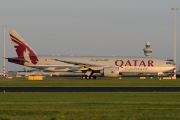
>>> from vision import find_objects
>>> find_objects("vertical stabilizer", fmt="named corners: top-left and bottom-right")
top-left (8, 30), bottom-right (39, 64)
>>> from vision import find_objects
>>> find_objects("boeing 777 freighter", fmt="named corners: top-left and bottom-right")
top-left (6, 30), bottom-right (174, 79)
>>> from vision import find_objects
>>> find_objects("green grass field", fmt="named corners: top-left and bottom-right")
top-left (0, 92), bottom-right (180, 120)
top-left (0, 77), bottom-right (180, 120)
top-left (0, 77), bottom-right (180, 87)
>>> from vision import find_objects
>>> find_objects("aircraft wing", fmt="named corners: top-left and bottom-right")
top-left (53, 59), bottom-right (102, 70)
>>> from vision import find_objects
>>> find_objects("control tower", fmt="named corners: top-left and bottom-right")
top-left (143, 42), bottom-right (152, 57)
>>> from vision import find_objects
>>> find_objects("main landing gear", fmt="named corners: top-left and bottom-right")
top-left (82, 70), bottom-right (97, 79)
top-left (82, 76), bottom-right (97, 79)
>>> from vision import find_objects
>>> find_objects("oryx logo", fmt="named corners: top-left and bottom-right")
top-left (10, 34), bottom-right (39, 65)
top-left (111, 70), bottom-right (114, 74)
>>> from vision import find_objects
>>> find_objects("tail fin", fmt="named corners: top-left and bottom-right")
top-left (8, 30), bottom-right (39, 64)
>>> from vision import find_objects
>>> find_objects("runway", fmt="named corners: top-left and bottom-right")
top-left (0, 87), bottom-right (180, 92)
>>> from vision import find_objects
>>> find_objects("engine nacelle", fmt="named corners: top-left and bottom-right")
top-left (100, 66), bottom-right (119, 77)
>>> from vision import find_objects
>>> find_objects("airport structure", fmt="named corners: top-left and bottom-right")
top-left (143, 42), bottom-right (152, 57)
top-left (2, 26), bottom-right (7, 78)
top-left (172, 7), bottom-right (178, 79)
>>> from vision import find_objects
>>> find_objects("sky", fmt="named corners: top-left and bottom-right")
top-left (0, 0), bottom-right (179, 71)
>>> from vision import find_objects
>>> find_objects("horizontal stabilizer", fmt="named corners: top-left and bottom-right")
top-left (5, 57), bottom-right (29, 63)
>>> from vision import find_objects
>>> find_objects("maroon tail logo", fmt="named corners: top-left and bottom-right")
top-left (10, 34), bottom-right (39, 65)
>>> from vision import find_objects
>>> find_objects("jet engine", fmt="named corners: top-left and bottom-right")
top-left (100, 66), bottom-right (120, 77)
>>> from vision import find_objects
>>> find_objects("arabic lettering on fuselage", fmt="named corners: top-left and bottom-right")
top-left (124, 67), bottom-right (148, 71)
top-left (90, 58), bottom-right (109, 62)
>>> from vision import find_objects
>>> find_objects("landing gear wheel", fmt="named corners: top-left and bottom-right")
top-left (82, 76), bottom-right (97, 79)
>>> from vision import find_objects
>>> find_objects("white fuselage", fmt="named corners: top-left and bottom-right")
top-left (23, 56), bottom-right (174, 73)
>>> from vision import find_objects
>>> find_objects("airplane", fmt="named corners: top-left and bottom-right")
top-left (6, 30), bottom-right (174, 79)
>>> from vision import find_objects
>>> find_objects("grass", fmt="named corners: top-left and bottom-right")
top-left (0, 77), bottom-right (180, 119)
top-left (0, 92), bottom-right (180, 120)
top-left (0, 77), bottom-right (180, 87)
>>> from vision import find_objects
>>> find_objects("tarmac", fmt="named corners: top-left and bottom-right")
top-left (0, 87), bottom-right (180, 92)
